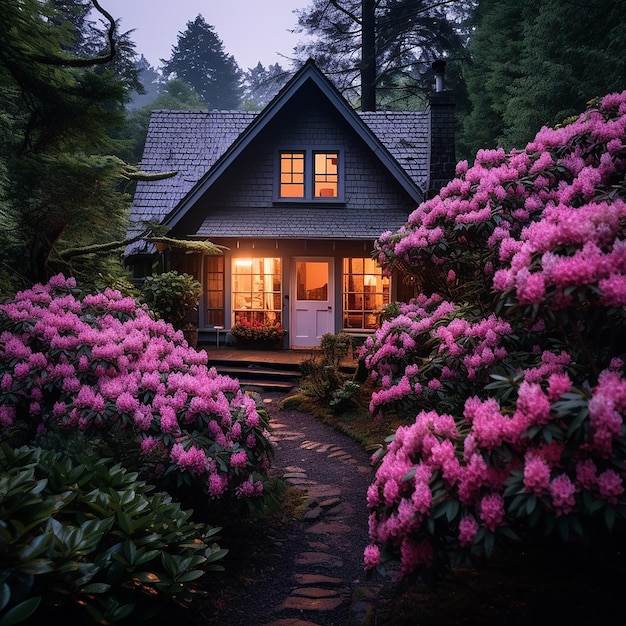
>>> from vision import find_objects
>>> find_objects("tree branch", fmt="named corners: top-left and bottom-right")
top-left (26, 0), bottom-right (116, 67)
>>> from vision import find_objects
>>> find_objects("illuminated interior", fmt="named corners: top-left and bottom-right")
top-left (280, 152), bottom-right (305, 197)
top-left (279, 150), bottom-right (339, 198)
top-left (342, 257), bottom-right (390, 329)
top-left (314, 152), bottom-right (338, 197)
top-left (232, 257), bottom-right (282, 325)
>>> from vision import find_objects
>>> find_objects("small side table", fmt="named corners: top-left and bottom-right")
top-left (214, 326), bottom-right (224, 348)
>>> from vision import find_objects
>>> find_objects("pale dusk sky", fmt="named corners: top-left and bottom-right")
top-left (97, 0), bottom-right (312, 70)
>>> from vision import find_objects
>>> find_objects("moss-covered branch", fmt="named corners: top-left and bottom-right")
top-left (149, 237), bottom-right (227, 255)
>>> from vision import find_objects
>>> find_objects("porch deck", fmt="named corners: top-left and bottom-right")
top-left (198, 344), bottom-right (359, 391)
top-left (199, 345), bottom-right (358, 369)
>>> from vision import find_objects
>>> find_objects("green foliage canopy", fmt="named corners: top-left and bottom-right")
top-left (459, 0), bottom-right (626, 159)
top-left (0, 0), bottom-right (139, 289)
top-left (293, 0), bottom-right (474, 109)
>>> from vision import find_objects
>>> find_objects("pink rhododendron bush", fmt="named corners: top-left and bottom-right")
top-left (362, 92), bottom-right (626, 577)
top-left (0, 275), bottom-right (273, 506)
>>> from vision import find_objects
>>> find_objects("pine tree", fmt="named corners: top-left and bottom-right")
top-left (242, 63), bottom-right (291, 109)
top-left (0, 0), bottom-right (135, 288)
top-left (161, 15), bottom-right (242, 110)
top-left (128, 55), bottom-right (164, 110)
top-left (293, 0), bottom-right (473, 109)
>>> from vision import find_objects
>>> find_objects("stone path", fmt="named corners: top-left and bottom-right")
top-left (210, 392), bottom-right (385, 626)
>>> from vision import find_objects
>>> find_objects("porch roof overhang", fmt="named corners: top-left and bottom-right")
top-left (194, 205), bottom-right (410, 239)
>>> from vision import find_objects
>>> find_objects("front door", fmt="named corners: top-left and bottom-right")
top-left (291, 258), bottom-right (334, 348)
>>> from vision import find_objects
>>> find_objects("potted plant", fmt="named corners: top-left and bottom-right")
top-left (230, 318), bottom-right (286, 349)
top-left (141, 271), bottom-right (202, 346)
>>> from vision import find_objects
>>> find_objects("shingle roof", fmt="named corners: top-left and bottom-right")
top-left (127, 110), bottom-right (258, 242)
top-left (195, 206), bottom-right (410, 239)
top-left (125, 107), bottom-right (427, 253)
top-left (125, 61), bottom-right (430, 255)
top-left (358, 111), bottom-right (429, 191)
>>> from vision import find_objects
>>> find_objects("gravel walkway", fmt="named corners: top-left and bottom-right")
top-left (205, 390), bottom-right (385, 626)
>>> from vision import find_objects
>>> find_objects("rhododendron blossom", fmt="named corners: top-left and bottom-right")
top-left (364, 92), bottom-right (626, 577)
top-left (0, 275), bottom-right (274, 504)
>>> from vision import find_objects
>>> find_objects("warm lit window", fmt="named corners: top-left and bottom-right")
top-left (314, 152), bottom-right (338, 197)
top-left (204, 255), bottom-right (224, 326)
top-left (296, 261), bottom-right (328, 300)
top-left (232, 257), bottom-right (282, 325)
top-left (277, 149), bottom-right (341, 200)
top-left (342, 257), bottom-right (390, 330)
top-left (280, 152), bottom-right (305, 197)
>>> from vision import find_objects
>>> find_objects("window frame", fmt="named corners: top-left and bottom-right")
top-left (342, 257), bottom-right (390, 331)
top-left (203, 255), bottom-right (225, 327)
top-left (274, 146), bottom-right (344, 203)
top-left (232, 257), bottom-right (283, 327)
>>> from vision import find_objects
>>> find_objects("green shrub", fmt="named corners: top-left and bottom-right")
top-left (297, 333), bottom-right (355, 406)
top-left (0, 443), bottom-right (226, 624)
top-left (140, 271), bottom-right (201, 329)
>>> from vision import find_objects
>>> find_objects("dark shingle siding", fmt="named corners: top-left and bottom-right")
top-left (126, 106), bottom-right (428, 253)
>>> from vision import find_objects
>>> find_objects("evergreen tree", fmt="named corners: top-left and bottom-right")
top-left (459, 0), bottom-right (626, 159)
top-left (241, 62), bottom-right (291, 109)
top-left (161, 15), bottom-right (242, 110)
top-left (293, 0), bottom-right (473, 109)
top-left (0, 0), bottom-right (135, 288)
top-left (128, 55), bottom-right (164, 110)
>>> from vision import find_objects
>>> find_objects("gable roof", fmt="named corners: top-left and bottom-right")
top-left (126, 60), bottom-right (430, 253)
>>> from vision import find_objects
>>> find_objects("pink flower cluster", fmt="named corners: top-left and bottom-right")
top-left (364, 92), bottom-right (626, 576)
top-left (366, 361), bottom-right (626, 574)
top-left (363, 294), bottom-right (511, 418)
top-left (366, 410), bottom-right (460, 573)
top-left (374, 91), bottom-right (626, 313)
top-left (0, 275), bottom-right (273, 502)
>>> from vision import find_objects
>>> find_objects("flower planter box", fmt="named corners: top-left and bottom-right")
top-left (230, 321), bottom-right (286, 349)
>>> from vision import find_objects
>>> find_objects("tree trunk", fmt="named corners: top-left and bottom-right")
top-left (361, 0), bottom-right (376, 111)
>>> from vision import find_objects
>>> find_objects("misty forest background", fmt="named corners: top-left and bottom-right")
top-left (0, 0), bottom-right (624, 291)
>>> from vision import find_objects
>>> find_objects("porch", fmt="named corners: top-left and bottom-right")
top-left (199, 344), bottom-right (359, 392)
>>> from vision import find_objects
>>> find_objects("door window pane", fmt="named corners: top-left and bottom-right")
top-left (297, 261), bottom-right (328, 300)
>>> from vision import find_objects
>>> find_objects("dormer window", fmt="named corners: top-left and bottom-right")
top-left (277, 149), bottom-right (343, 201)
top-left (314, 152), bottom-right (338, 197)
top-left (280, 151), bottom-right (305, 197)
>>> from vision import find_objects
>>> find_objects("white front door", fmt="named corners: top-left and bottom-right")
top-left (291, 258), bottom-right (334, 348)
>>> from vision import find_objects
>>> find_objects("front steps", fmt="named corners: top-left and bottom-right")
top-left (208, 358), bottom-right (303, 392)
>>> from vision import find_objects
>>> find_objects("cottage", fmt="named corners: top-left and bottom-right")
top-left (125, 59), bottom-right (455, 348)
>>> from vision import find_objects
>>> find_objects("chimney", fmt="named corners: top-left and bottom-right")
top-left (432, 59), bottom-right (446, 92)
top-left (427, 60), bottom-right (456, 198)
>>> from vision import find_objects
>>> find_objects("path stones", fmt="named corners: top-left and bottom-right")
top-left (305, 521), bottom-right (355, 535)
top-left (280, 595), bottom-right (344, 612)
top-left (300, 440), bottom-right (355, 464)
top-left (319, 497), bottom-right (341, 510)
top-left (294, 574), bottom-right (344, 586)
top-left (305, 484), bottom-right (341, 499)
top-left (295, 551), bottom-right (344, 568)
top-left (258, 401), bottom-right (378, 626)
top-left (265, 618), bottom-right (319, 626)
